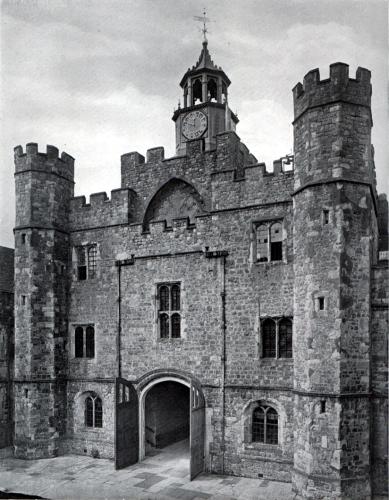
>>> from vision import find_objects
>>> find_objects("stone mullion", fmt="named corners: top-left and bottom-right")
top-left (267, 224), bottom-right (271, 262)
top-left (275, 319), bottom-right (280, 359)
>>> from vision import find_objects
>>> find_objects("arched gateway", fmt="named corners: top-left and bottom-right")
top-left (115, 372), bottom-right (205, 480)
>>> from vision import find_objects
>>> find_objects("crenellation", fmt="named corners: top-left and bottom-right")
top-left (70, 188), bottom-right (135, 230)
top-left (146, 146), bottom-right (165, 163)
top-left (14, 143), bottom-right (74, 181)
top-left (293, 63), bottom-right (372, 120)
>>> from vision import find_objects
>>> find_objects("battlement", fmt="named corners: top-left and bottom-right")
top-left (14, 143), bottom-right (74, 181)
top-left (293, 63), bottom-right (372, 119)
top-left (211, 155), bottom-right (294, 210)
top-left (145, 216), bottom-right (195, 236)
top-left (70, 188), bottom-right (137, 230)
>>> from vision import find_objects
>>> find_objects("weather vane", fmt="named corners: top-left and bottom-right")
top-left (193, 8), bottom-right (211, 42)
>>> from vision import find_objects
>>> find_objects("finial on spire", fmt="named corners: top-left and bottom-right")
top-left (193, 8), bottom-right (210, 43)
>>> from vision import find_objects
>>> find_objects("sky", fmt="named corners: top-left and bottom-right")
top-left (0, 0), bottom-right (387, 248)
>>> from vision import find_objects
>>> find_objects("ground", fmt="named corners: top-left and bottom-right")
top-left (0, 440), bottom-right (293, 499)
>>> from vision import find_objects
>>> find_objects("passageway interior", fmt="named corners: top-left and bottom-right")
top-left (145, 381), bottom-right (189, 456)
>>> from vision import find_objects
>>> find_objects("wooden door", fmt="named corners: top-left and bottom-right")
top-left (190, 379), bottom-right (205, 480)
top-left (115, 377), bottom-right (139, 469)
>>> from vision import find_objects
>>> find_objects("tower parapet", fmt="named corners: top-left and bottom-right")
top-left (292, 63), bottom-right (374, 191)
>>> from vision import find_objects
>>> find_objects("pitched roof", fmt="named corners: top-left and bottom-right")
top-left (180, 41), bottom-right (230, 87)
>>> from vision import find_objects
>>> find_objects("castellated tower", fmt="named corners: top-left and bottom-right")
top-left (292, 64), bottom-right (377, 499)
top-left (13, 143), bottom-right (74, 458)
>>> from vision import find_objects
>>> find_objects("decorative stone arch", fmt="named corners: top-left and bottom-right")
top-left (242, 397), bottom-right (285, 449)
top-left (142, 177), bottom-right (206, 231)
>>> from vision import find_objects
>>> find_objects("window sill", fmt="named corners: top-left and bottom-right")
top-left (72, 358), bottom-right (97, 363)
top-left (255, 260), bottom-right (286, 266)
top-left (244, 442), bottom-right (281, 452)
top-left (73, 278), bottom-right (99, 284)
top-left (157, 338), bottom-right (183, 342)
top-left (259, 358), bottom-right (293, 362)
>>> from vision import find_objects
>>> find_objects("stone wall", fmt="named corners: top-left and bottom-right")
top-left (0, 246), bottom-right (14, 449)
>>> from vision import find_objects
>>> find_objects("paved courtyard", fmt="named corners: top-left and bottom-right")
top-left (0, 440), bottom-right (293, 499)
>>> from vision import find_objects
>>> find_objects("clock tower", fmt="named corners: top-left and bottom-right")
top-left (172, 40), bottom-right (238, 155)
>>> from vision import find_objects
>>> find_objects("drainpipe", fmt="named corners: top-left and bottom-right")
top-left (220, 253), bottom-right (226, 474)
top-left (116, 262), bottom-right (122, 379)
top-left (205, 248), bottom-right (228, 475)
top-left (115, 256), bottom-right (135, 380)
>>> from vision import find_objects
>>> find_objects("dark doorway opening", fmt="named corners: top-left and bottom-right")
top-left (145, 381), bottom-right (190, 454)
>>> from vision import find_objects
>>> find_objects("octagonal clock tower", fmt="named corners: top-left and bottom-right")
top-left (173, 40), bottom-right (238, 155)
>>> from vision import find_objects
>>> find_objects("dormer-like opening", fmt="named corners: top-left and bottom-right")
top-left (222, 81), bottom-right (228, 103)
top-left (207, 77), bottom-right (217, 102)
top-left (193, 78), bottom-right (202, 105)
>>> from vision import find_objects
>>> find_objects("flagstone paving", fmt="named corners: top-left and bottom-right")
top-left (0, 440), bottom-right (293, 499)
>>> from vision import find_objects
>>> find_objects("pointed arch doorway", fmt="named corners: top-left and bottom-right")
top-left (114, 374), bottom-right (205, 480)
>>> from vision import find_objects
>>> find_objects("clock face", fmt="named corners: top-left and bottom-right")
top-left (182, 110), bottom-right (208, 140)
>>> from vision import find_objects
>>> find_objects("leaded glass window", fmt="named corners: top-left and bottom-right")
top-left (252, 405), bottom-right (278, 444)
top-left (157, 283), bottom-right (181, 339)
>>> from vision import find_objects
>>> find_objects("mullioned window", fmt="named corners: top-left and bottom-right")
top-left (157, 283), bottom-right (181, 339)
top-left (261, 317), bottom-right (292, 358)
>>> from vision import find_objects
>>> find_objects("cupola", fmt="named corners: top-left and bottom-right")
top-left (173, 40), bottom-right (238, 155)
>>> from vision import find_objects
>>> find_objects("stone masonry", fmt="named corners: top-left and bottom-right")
top-left (6, 41), bottom-right (388, 499)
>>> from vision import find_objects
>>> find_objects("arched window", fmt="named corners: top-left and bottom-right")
top-left (270, 223), bottom-right (282, 261)
top-left (171, 284), bottom-right (180, 311)
top-left (160, 313), bottom-right (169, 339)
top-left (157, 283), bottom-right (181, 339)
top-left (254, 221), bottom-right (284, 263)
top-left (76, 244), bottom-right (97, 280)
top-left (193, 79), bottom-right (202, 104)
top-left (85, 396), bottom-right (94, 427)
top-left (75, 326), bottom-right (84, 358)
top-left (262, 319), bottom-right (276, 357)
top-left (85, 326), bottom-right (95, 358)
top-left (74, 325), bottom-right (95, 358)
top-left (159, 286), bottom-right (169, 311)
top-left (279, 319), bottom-right (292, 358)
top-left (94, 397), bottom-right (103, 428)
top-left (221, 81), bottom-right (227, 103)
top-left (85, 395), bottom-right (103, 428)
top-left (207, 78), bottom-right (217, 101)
top-left (256, 224), bottom-right (268, 262)
top-left (171, 313), bottom-right (181, 338)
top-left (252, 405), bottom-right (278, 444)
top-left (88, 246), bottom-right (97, 278)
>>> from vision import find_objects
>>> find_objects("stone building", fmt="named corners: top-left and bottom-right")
top-left (0, 246), bottom-right (14, 450)
top-left (5, 40), bottom-right (389, 498)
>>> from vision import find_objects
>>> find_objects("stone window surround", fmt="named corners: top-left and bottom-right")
top-left (242, 398), bottom-right (285, 452)
top-left (72, 243), bottom-right (99, 281)
top-left (251, 217), bottom-right (286, 264)
top-left (74, 391), bottom-right (104, 433)
top-left (259, 316), bottom-right (293, 359)
top-left (70, 323), bottom-right (97, 362)
top-left (312, 291), bottom-right (329, 315)
top-left (156, 281), bottom-right (183, 341)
